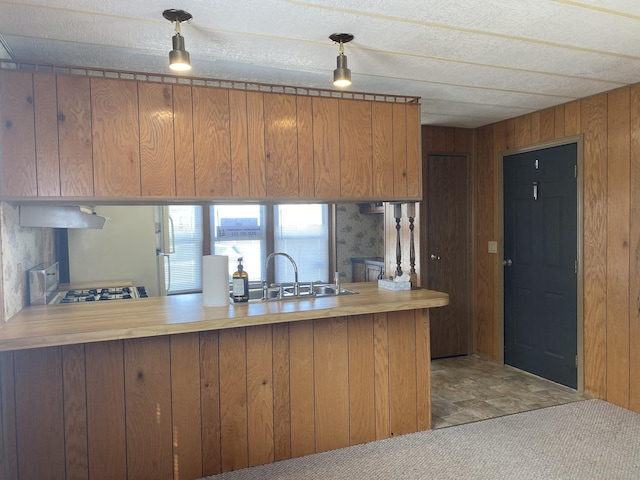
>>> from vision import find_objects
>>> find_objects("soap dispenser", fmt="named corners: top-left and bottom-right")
top-left (232, 257), bottom-right (249, 303)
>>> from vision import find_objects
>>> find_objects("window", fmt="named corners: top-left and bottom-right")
top-left (274, 204), bottom-right (329, 283)
top-left (210, 204), bottom-right (266, 281)
top-left (211, 204), bottom-right (330, 284)
top-left (164, 204), bottom-right (331, 293)
top-left (164, 205), bottom-right (203, 294)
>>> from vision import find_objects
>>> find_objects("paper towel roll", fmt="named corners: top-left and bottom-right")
top-left (202, 255), bottom-right (230, 307)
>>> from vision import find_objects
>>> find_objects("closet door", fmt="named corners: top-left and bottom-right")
top-left (426, 154), bottom-right (470, 358)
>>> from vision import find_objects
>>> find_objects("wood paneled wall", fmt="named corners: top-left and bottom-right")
top-left (0, 310), bottom-right (430, 480)
top-left (473, 87), bottom-right (640, 412)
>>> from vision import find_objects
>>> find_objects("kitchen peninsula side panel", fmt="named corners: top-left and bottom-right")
top-left (0, 309), bottom-right (431, 480)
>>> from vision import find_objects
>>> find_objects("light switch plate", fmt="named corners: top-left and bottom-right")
top-left (488, 241), bottom-right (498, 254)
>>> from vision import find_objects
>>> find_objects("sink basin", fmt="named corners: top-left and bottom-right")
top-left (313, 285), bottom-right (340, 296)
top-left (230, 282), bottom-right (357, 303)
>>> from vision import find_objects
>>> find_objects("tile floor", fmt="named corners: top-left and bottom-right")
top-left (431, 354), bottom-right (590, 429)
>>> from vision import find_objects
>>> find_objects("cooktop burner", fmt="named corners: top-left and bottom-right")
top-left (56, 286), bottom-right (148, 304)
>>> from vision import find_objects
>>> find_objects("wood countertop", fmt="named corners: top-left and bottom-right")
top-left (0, 282), bottom-right (448, 352)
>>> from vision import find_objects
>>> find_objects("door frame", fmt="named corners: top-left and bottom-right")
top-left (497, 135), bottom-right (584, 392)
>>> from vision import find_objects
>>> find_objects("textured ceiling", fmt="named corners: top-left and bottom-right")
top-left (1, 0), bottom-right (640, 128)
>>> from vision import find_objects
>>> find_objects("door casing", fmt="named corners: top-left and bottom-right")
top-left (497, 135), bottom-right (584, 392)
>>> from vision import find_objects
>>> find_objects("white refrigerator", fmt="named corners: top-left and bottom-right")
top-left (67, 205), bottom-right (173, 297)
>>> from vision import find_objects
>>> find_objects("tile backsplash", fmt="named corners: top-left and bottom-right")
top-left (0, 202), bottom-right (55, 322)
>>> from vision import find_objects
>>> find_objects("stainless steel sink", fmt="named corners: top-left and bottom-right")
top-left (230, 282), bottom-right (357, 303)
top-left (230, 252), bottom-right (357, 303)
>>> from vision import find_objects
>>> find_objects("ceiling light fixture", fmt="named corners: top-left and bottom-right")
top-left (163, 9), bottom-right (193, 72)
top-left (330, 33), bottom-right (354, 88)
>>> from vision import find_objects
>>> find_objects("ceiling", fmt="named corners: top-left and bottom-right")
top-left (2, 0), bottom-right (640, 128)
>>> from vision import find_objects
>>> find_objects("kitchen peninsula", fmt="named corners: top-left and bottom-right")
top-left (0, 283), bottom-right (447, 480)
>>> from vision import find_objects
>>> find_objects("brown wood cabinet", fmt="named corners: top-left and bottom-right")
top-left (340, 99), bottom-right (373, 198)
top-left (0, 70), bottom-right (37, 197)
top-left (0, 68), bottom-right (421, 202)
top-left (264, 92), bottom-right (299, 198)
top-left (173, 84), bottom-right (196, 197)
top-left (33, 73), bottom-right (60, 197)
top-left (57, 75), bottom-right (94, 197)
top-left (91, 78), bottom-right (141, 197)
top-left (139, 83), bottom-right (176, 196)
top-left (352, 259), bottom-right (385, 282)
top-left (312, 96), bottom-right (341, 197)
top-left (366, 263), bottom-right (383, 281)
top-left (229, 90), bottom-right (250, 197)
top-left (246, 91), bottom-right (267, 197)
top-left (193, 86), bottom-right (232, 197)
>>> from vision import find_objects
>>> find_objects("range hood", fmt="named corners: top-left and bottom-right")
top-left (19, 205), bottom-right (107, 229)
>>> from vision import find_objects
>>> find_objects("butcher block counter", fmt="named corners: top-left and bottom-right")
top-left (0, 284), bottom-right (448, 480)
top-left (0, 282), bottom-right (448, 351)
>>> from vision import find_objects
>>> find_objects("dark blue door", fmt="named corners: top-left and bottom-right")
top-left (503, 143), bottom-right (577, 388)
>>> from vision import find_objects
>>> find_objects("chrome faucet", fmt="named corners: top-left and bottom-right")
top-left (264, 252), bottom-right (300, 297)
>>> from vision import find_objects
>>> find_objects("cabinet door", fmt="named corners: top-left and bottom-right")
top-left (365, 264), bottom-right (382, 282)
top-left (193, 86), bottom-right (232, 197)
top-left (33, 73), bottom-right (60, 196)
top-left (312, 97), bottom-right (340, 198)
top-left (297, 96), bottom-right (314, 198)
top-left (339, 99), bottom-right (372, 199)
top-left (0, 70), bottom-right (37, 197)
top-left (392, 103), bottom-right (408, 197)
top-left (264, 93), bottom-right (298, 198)
top-left (230, 90), bottom-right (249, 197)
top-left (91, 78), bottom-right (141, 197)
top-left (57, 75), bottom-right (94, 197)
top-left (247, 91), bottom-right (266, 197)
top-left (406, 103), bottom-right (421, 198)
top-left (173, 85), bottom-right (195, 197)
top-left (139, 83), bottom-right (175, 196)
top-left (372, 102), bottom-right (394, 198)
top-left (352, 263), bottom-right (366, 283)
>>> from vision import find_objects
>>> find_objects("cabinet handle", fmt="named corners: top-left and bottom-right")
top-left (430, 254), bottom-right (441, 261)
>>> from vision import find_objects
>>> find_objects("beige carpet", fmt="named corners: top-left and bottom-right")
top-left (204, 400), bottom-right (640, 480)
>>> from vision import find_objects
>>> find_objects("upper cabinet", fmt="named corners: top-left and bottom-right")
top-left (138, 83), bottom-right (176, 197)
top-left (192, 86), bottom-right (232, 198)
top-left (91, 78), bottom-right (141, 197)
top-left (0, 70), bottom-right (37, 197)
top-left (0, 68), bottom-right (421, 202)
top-left (264, 92), bottom-right (299, 198)
top-left (340, 99), bottom-right (373, 198)
top-left (57, 75), bottom-right (94, 197)
top-left (312, 97), bottom-right (341, 198)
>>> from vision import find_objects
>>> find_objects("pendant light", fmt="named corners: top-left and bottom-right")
top-left (329, 33), bottom-right (354, 88)
top-left (163, 9), bottom-right (193, 72)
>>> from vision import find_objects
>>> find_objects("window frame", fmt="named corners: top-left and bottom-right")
top-left (204, 203), bottom-right (336, 287)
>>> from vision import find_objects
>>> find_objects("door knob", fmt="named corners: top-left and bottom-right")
top-left (503, 258), bottom-right (513, 267)
top-left (430, 254), bottom-right (441, 261)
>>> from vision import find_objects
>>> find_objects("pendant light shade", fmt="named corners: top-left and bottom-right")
top-left (169, 33), bottom-right (190, 71)
top-left (330, 33), bottom-right (354, 88)
top-left (163, 9), bottom-right (192, 72)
